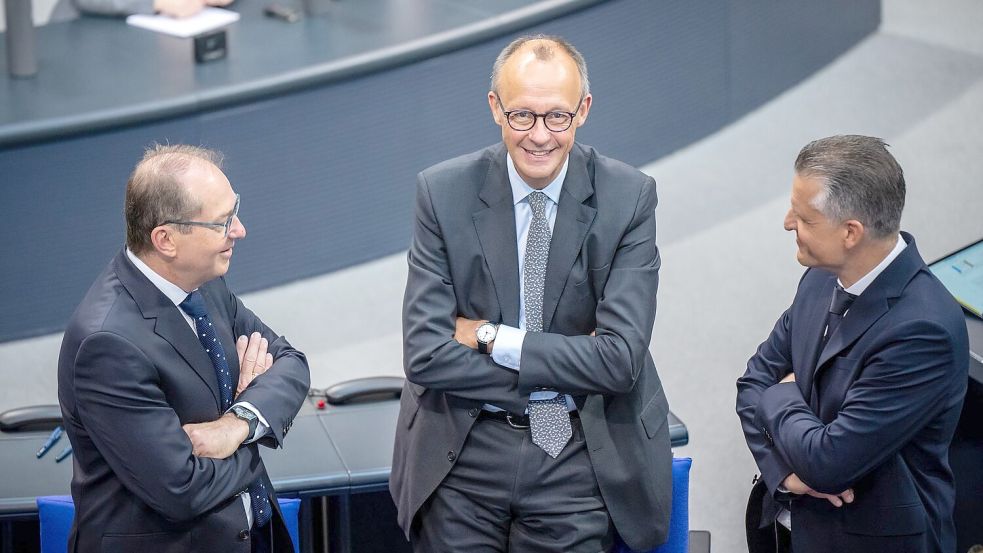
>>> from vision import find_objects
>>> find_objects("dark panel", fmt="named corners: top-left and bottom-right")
top-left (0, 0), bottom-right (880, 341)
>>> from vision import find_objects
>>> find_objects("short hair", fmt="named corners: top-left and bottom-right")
top-left (490, 34), bottom-right (590, 101)
top-left (124, 144), bottom-right (224, 254)
top-left (794, 135), bottom-right (905, 240)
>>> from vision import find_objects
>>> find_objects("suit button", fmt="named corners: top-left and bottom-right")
top-left (468, 408), bottom-right (478, 418)
top-left (447, 451), bottom-right (456, 462)
top-left (238, 529), bottom-right (250, 541)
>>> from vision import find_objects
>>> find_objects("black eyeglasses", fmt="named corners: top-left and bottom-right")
top-left (163, 194), bottom-right (240, 238)
top-left (497, 96), bottom-right (580, 132)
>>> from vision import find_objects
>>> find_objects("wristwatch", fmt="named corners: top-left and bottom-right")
top-left (475, 322), bottom-right (499, 354)
top-left (230, 405), bottom-right (258, 438)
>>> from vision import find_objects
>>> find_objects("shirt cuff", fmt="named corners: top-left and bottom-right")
top-left (490, 325), bottom-right (524, 370)
top-left (230, 401), bottom-right (270, 443)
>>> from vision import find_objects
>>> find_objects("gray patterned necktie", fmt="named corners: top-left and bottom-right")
top-left (524, 191), bottom-right (572, 458)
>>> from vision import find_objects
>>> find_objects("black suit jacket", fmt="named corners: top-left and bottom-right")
top-left (58, 250), bottom-right (310, 552)
top-left (391, 143), bottom-right (673, 551)
top-left (737, 233), bottom-right (968, 553)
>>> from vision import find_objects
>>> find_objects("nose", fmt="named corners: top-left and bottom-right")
top-left (783, 209), bottom-right (795, 232)
top-left (527, 116), bottom-right (552, 144)
top-left (229, 214), bottom-right (246, 239)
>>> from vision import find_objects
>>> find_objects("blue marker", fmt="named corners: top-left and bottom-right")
top-left (37, 426), bottom-right (63, 458)
top-left (951, 265), bottom-right (962, 274)
top-left (55, 446), bottom-right (73, 463)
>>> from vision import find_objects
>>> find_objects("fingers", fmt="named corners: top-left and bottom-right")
top-left (236, 332), bottom-right (269, 395)
top-left (840, 488), bottom-right (855, 504)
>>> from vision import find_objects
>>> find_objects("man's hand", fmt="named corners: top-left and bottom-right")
top-left (454, 317), bottom-right (484, 351)
top-left (153, 0), bottom-right (205, 18)
top-left (236, 332), bottom-right (272, 397)
top-left (182, 413), bottom-right (249, 459)
top-left (780, 372), bottom-right (796, 384)
top-left (782, 473), bottom-right (855, 507)
top-left (204, 0), bottom-right (233, 6)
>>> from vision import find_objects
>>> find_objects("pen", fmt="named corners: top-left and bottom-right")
top-left (55, 446), bottom-right (73, 463)
top-left (37, 426), bottom-right (63, 458)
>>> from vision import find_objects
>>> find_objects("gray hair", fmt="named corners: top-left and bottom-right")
top-left (124, 143), bottom-right (224, 254)
top-left (795, 135), bottom-right (905, 240)
top-left (490, 34), bottom-right (590, 101)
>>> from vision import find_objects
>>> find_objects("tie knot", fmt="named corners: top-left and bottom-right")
top-left (527, 191), bottom-right (548, 217)
top-left (829, 286), bottom-right (857, 316)
top-left (179, 290), bottom-right (208, 319)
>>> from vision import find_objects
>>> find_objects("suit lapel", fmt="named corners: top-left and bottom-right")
top-left (543, 146), bottom-right (596, 331)
top-left (811, 233), bottom-right (924, 391)
top-left (797, 277), bottom-right (833, 403)
top-left (473, 149), bottom-right (521, 327)
top-left (114, 251), bottom-right (222, 409)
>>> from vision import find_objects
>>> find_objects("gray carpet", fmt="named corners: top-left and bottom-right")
top-left (2, 1), bottom-right (982, 550)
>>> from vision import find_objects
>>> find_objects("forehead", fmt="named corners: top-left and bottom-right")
top-left (182, 161), bottom-right (234, 213)
top-left (498, 48), bottom-right (581, 102)
top-left (790, 173), bottom-right (823, 209)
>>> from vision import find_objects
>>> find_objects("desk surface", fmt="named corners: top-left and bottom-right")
top-left (0, 399), bottom-right (689, 517)
top-left (0, 0), bottom-right (598, 146)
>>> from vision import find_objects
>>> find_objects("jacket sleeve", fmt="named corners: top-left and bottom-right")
top-left (736, 309), bottom-right (796, 493)
top-left (402, 173), bottom-right (525, 413)
top-left (754, 319), bottom-right (961, 494)
top-left (517, 176), bottom-right (659, 397)
top-left (218, 281), bottom-right (311, 449)
top-left (72, 331), bottom-right (264, 523)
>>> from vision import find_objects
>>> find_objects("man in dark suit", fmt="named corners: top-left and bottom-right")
top-left (391, 35), bottom-right (673, 552)
top-left (58, 144), bottom-right (310, 552)
top-left (736, 135), bottom-right (969, 553)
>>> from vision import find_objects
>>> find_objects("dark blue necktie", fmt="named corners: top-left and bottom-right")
top-left (823, 285), bottom-right (857, 346)
top-left (180, 291), bottom-right (272, 528)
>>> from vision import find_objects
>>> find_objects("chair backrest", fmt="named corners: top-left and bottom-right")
top-left (37, 495), bottom-right (302, 553)
top-left (613, 456), bottom-right (692, 553)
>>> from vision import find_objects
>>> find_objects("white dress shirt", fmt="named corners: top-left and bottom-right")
top-left (485, 154), bottom-right (576, 412)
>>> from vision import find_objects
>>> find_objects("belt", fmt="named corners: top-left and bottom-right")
top-left (478, 409), bottom-right (578, 429)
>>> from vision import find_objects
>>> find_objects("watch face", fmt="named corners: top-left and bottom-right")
top-left (476, 324), bottom-right (496, 343)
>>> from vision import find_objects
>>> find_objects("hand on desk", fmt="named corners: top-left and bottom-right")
top-left (183, 413), bottom-right (249, 459)
top-left (782, 472), bottom-right (855, 507)
top-left (153, 0), bottom-right (206, 18)
top-left (236, 332), bottom-right (272, 397)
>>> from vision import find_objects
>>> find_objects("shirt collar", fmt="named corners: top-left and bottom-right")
top-left (841, 234), bottom-right (906, 296)
top-left (506, 152), bottom-right (567, 207)
top-left (126, 248), bottom-right (193, 307)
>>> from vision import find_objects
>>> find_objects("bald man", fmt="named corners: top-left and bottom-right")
top-left (391, 35), bottom-right (672, 552)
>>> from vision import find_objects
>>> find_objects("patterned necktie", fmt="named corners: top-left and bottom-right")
top-left (180, 291), bottom-right (272, 527)
top-left (524, 191), bottom-right (572, 458)
top-left (823, 285), bottom-right (857, 346)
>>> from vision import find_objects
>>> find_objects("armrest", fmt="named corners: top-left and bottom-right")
top-left (323, 376), bottom-right (404, 405)
top-left (0, 404), bottom-right (63, 432)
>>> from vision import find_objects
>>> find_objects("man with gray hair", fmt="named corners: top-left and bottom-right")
top-left (391, 34), bottom-right (672, 552)
top-left (58, 144), bottom-right (309, 552)
top-left (737, 135), bottom-right (968, 553)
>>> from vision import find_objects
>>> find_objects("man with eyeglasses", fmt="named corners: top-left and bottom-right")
top-left (58, 144), bottom-right (310, 552)
top-left (392, 35), bottom-right (672, 552)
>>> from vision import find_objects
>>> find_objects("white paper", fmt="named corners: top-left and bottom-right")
top-left (126, 7), bottom-right (240, 38)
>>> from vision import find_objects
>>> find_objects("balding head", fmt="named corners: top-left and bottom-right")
top-left (490, 34), bottom-right (590, 101)
top-left (124, 144), bottom-right (223, 254)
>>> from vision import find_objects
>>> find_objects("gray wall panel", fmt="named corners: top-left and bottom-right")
top-left (0, 0), bottom-right (879, 341)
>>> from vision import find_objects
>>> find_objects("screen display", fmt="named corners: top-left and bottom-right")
top-left (929, 238), bottom-right (983, 318)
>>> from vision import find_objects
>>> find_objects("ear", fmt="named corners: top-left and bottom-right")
top-left (150, 225), bottom-right (179, 259)
top-left (488, 91), bottom-right (504, 127)
top-left (842, 219), bottom-right (865, 249)
top-left (575, 93), bottom-right (592, 127)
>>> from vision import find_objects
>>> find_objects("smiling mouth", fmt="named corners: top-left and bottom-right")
top-left (524, 147), bottom-right (555, 158)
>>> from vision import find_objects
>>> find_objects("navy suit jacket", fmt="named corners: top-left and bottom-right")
top-left (737, 233), bottom-right (968, 553)
top-left (58, 250), bottom-right (310, 552)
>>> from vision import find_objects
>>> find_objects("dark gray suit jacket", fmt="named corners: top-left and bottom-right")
top-left (391, 142), bottom-right (673, 551)
top-left (58, 250), bottom-right (310, 552)
top-left (737, 234), bottom-right (968, 553)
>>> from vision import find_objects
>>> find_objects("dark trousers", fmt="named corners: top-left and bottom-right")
top-left (412, 414), bottom-right (613, 553)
